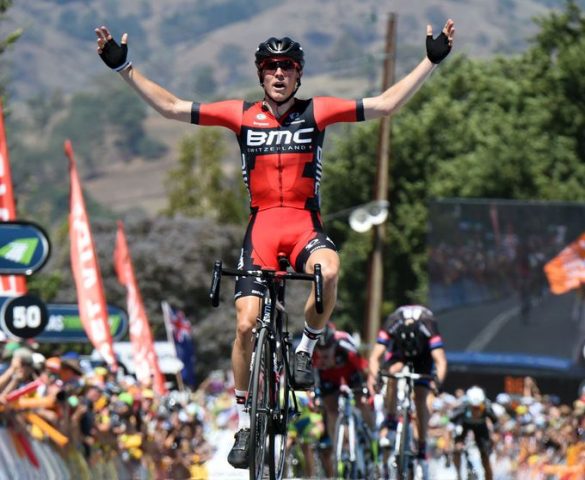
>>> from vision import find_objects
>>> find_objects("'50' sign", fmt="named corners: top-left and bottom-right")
top-left (1, 295), bottom-right (48, 339)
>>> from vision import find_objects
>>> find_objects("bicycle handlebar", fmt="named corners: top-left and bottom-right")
top-left (378, 370), bottom-right (436, 382)
top-left (209, 260), bottom-right (324, 313)
top-left (339, 384), bottom-right (370, 398)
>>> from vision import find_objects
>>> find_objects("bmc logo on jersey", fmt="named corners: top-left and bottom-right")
top-left (247, 128), bottom-right (314, 147)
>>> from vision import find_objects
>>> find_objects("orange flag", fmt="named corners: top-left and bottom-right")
top-left (544, 233), bottom-right (585, 295)
top-left (114, 220), bottom-right (166, 395)
top-left (0, 99), bottom-right (27, 296)
top-left (66, 140), bottom-right (117, 368)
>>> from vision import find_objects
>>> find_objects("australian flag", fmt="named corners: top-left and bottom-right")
top-left (164, 302), bottom-right (196, 388)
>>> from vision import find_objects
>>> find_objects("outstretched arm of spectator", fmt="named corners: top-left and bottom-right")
top-left (0, 363), bottom-right (15, 393)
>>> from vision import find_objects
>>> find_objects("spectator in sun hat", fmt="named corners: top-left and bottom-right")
top-left (0, 346), bottom-right (37, 400)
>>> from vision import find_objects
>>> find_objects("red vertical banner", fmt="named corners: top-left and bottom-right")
top-left (66, 140), bottom-right (117, 368)
top-left (0, 99), bottom-right (27, 295)
top-left (114, 221), bottom-right (166, 395)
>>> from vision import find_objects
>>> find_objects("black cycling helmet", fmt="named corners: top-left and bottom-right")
top-left (255, 36), bottom-right (305, 69)
top-left (317, 322), bottom-right (336, 349)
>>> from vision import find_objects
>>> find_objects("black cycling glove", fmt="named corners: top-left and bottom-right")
top-left (426, 31), bottom-right (451, 64)
top-left (99, 38), bottom-right (131, 72)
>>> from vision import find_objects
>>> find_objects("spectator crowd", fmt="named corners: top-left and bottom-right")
top-left (0, 340), bottom-right (219, 479)
top-left (0, 339), bottom-right (583, 480)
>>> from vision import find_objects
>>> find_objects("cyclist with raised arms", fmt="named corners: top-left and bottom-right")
top-left (95, 21), bottom-right (455, 470)
top-left (367, 305), bottom-right (448, 478)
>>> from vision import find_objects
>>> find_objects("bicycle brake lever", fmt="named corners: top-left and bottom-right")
top-left (209, 260), bottom-right (222, 307)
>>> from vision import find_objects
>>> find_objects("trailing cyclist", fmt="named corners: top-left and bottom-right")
top-left (95, 18), bottom-right (455, 470)
top-left (367, 305), bottom-right (448, 479)
top-left (286, 391), bottom-right (326, 478)
top-left (450, 386), bottom-right (498, 480)
top-left (312, 322), bottom-right (373, 476)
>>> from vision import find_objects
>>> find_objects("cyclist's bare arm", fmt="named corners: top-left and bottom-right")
top-left (431, 347), bottom-right (448, 386)
top-left (362, 19), bottom-right (454, 121)
top-left (362, 58), bottom-right (436, 121)
top-left (95, 26), bottom-right (193, 123)
top-left (120, 66), bottom-right (193, 122)
top-left (367, 342), bottom-right (387, 394)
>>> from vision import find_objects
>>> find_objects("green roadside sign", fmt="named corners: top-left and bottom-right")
top-left (35, 304), bottom-right (128, 343)
top-left (0, 221), bottom-right (51, 275)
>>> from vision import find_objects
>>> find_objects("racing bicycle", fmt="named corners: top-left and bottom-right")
top-left (379, 364), bottom-right (434, 480)
top-left (333, 383), bottom-right (378, 479)
top-left (209, 256), bottom-right (323, 480)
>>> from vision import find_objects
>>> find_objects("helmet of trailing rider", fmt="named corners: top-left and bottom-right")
top-left (466, 386), bottom-right (486, 407)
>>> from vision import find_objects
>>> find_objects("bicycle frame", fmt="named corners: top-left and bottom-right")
top-left (334, 384), bottom-right (376, 479)
top-left (209, 259), bottom-right (323, 480)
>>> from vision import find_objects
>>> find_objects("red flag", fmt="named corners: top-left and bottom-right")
top-left (114, 221), bottom-right (166, 395)
top-left (0, 99), bottom-right (27, 296)
top-left (544, 233), bottom-right (585, 295)
top-left (66, 140), bottom-right (117, 368)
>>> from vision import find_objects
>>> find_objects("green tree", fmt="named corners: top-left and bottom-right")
top-left (163, 129), bottom-right (247, 223)
top-left (0, 1), bottom-right (21, 54)
top-left (322, 1), bottom-right (585, 333)
top-left (0, 0), bottom-right (22, 99)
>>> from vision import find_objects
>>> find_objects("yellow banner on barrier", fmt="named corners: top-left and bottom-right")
top-left (24, 413), bottom-right (69, 447)
top-left (0, 396), bottom-right (55, 412)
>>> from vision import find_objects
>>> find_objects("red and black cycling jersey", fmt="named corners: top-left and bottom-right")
top-left (313, 331), bottom-right (368, 394)
top-left (191, 97), bottom-right (365, 212)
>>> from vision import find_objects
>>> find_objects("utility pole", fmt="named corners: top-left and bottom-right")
top-left (363, 13), bottom-right (397, 349)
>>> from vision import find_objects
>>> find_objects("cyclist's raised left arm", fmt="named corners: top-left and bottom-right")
top-left (362, 19), bottom-right (455, 121)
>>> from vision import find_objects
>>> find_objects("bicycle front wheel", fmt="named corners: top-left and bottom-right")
top-left (249, 327), bottom-right (270, 480)
top-left (334, 414), bottom-right (357, 479)
top-left (395, 415), bottom-right (412, 480)
top-left (269, 333), bottom-right (292, 479)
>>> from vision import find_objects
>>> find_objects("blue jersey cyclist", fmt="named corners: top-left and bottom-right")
top-left (95, 19), bottom-right (455, 470)
top-left (368, 305), bottom-right (448, 478)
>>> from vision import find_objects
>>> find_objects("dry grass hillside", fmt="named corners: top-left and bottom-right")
top-left (1, 0), bottom-right (574, 215)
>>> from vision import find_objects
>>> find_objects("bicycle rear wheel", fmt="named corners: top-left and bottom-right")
top-left (249, 327), bottom-right (270, 480)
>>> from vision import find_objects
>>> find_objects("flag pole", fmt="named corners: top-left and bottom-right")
top-left (161, 301), bottom-right (185, 392)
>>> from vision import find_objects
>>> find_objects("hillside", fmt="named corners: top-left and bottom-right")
top-left (3, 0), bottom-right (565, 100)
top-left (1, 0), bottom-right (580, 216)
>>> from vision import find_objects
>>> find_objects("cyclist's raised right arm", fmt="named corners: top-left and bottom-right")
top-left (95, 26), bottom-right (192, 123)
